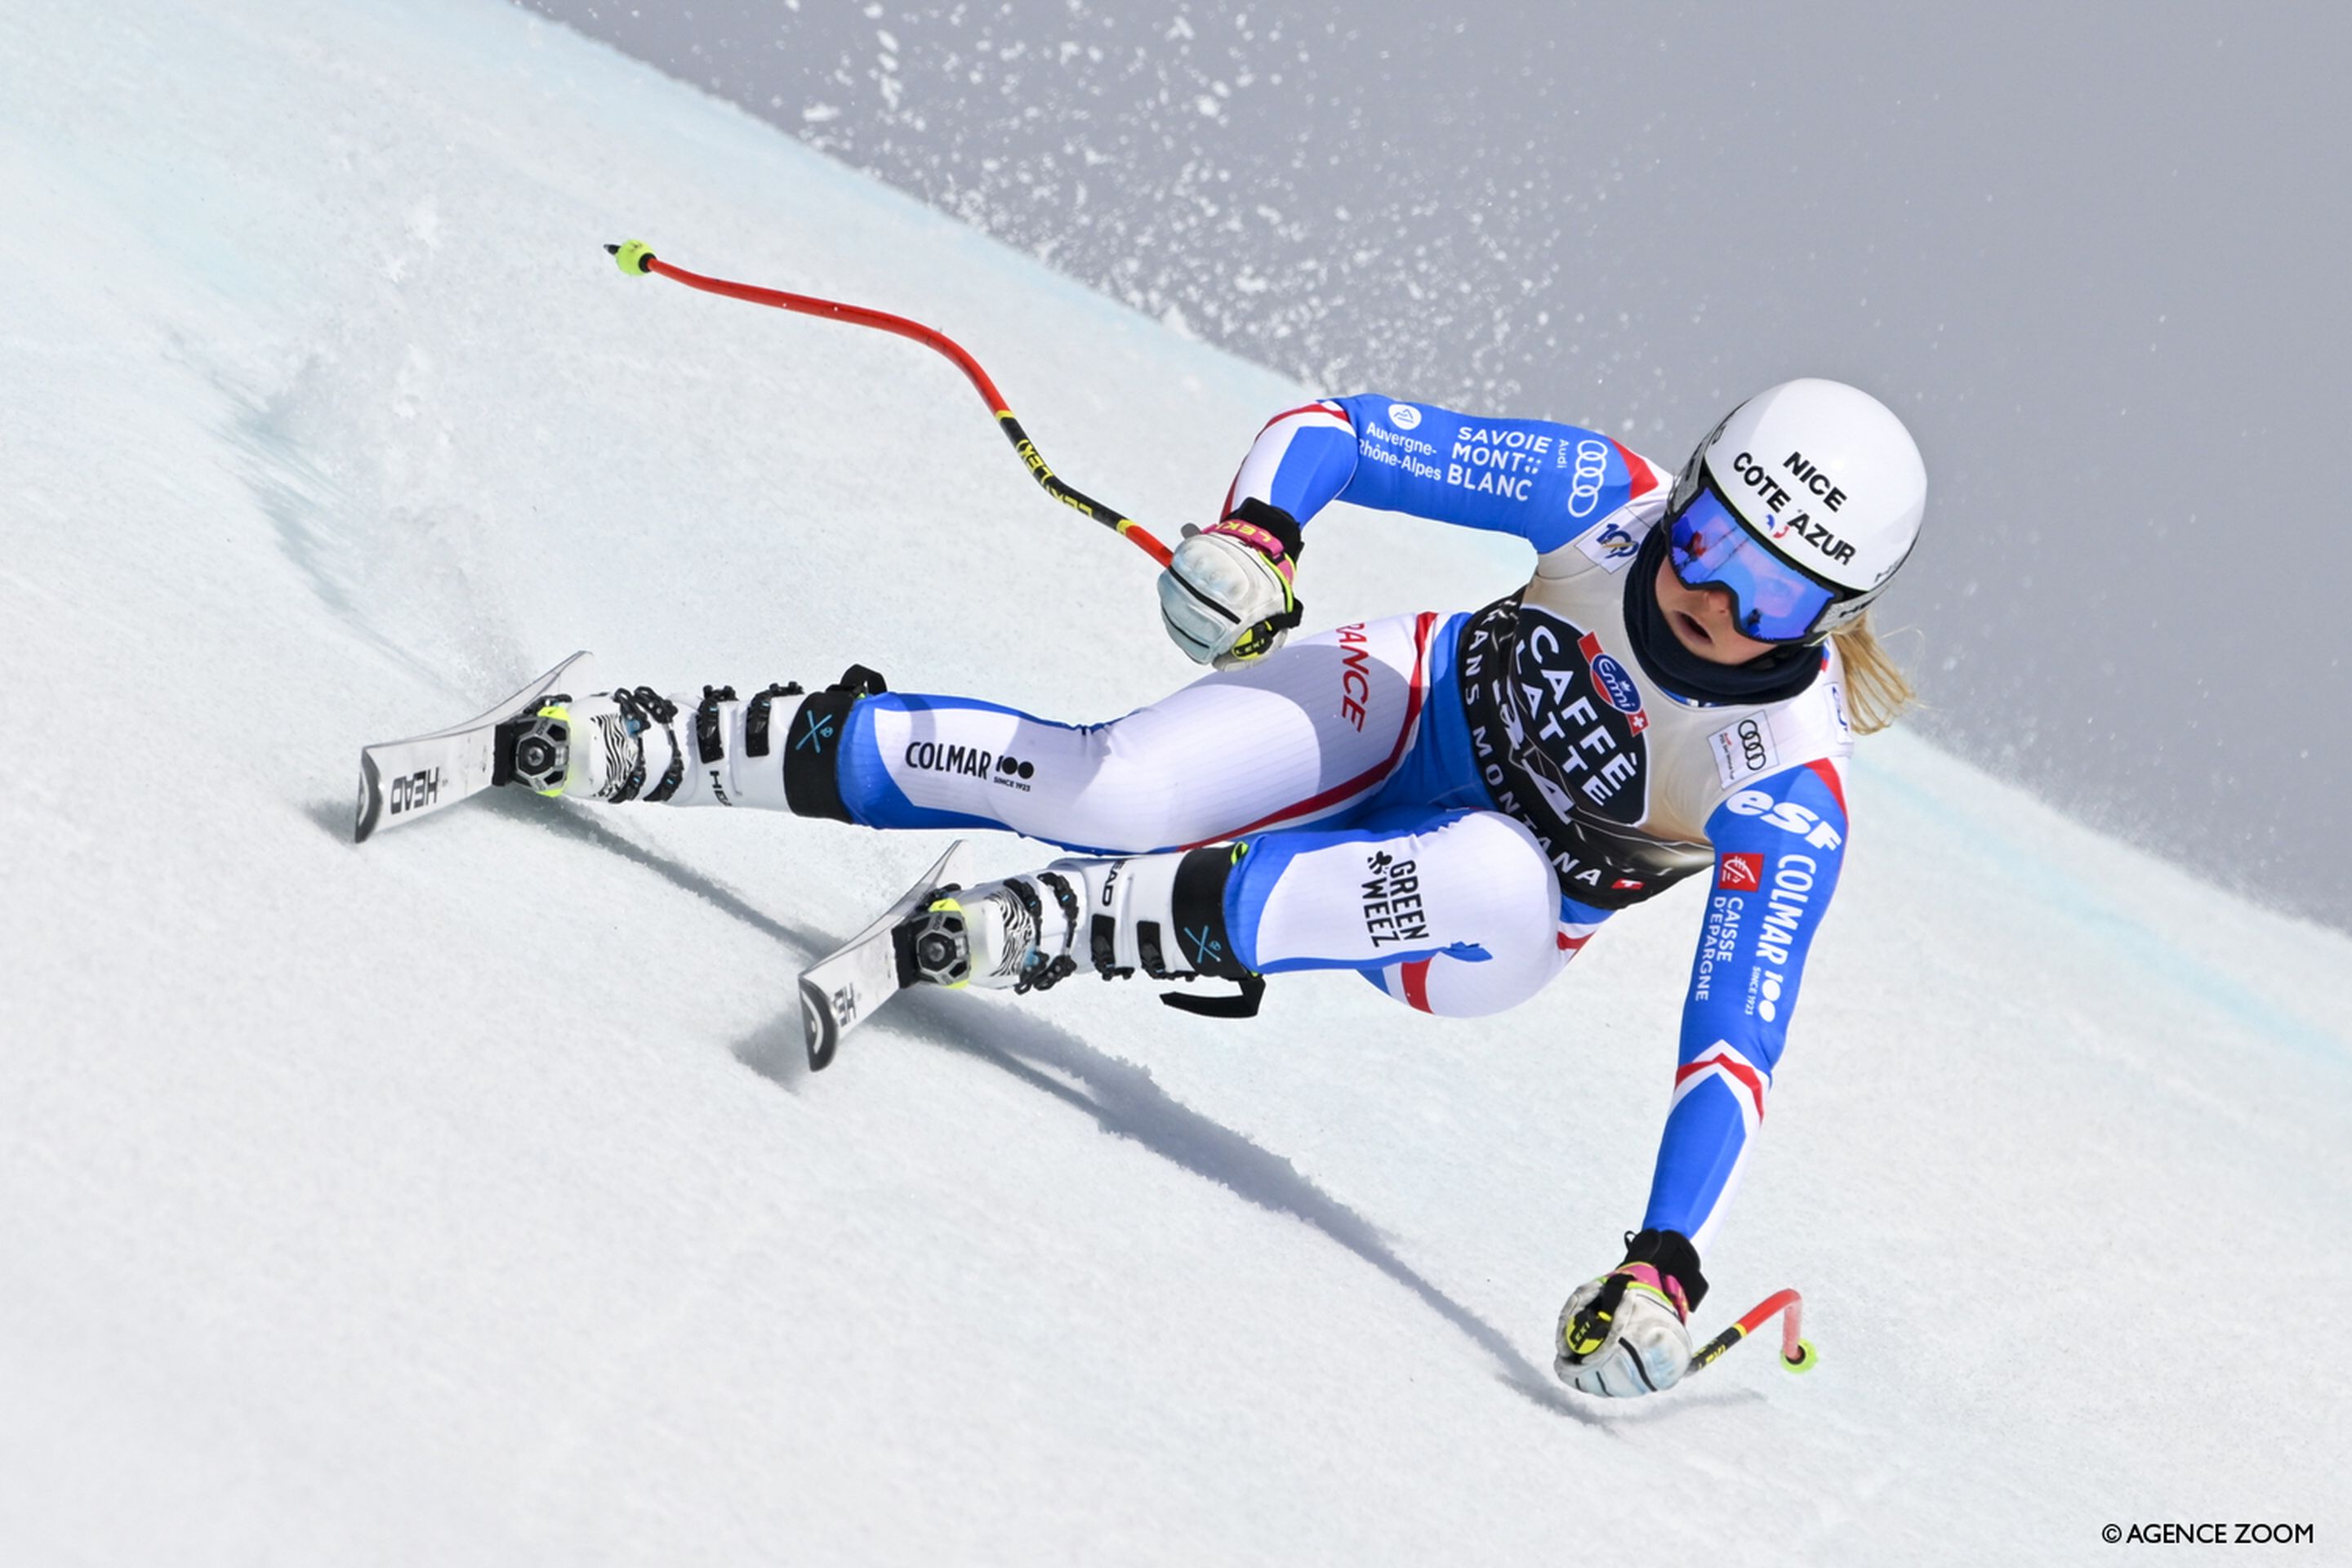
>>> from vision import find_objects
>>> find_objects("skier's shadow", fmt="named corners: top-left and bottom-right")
top-left (460, 792), bottom-right (1597, 1422)
top-left (888, 987), bottom-right (1600, 1421)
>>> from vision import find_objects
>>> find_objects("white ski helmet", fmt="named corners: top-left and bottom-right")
top-left (1664, 378), bottom-right (1926, 644)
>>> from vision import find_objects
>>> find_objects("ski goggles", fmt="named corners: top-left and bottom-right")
top-left (1664, 479), bottom-right (1852, 644)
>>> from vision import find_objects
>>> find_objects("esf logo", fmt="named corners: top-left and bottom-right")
top-left (1578, 630), bottom-right (1648, 734)
top-left (1565, 439), bottom-right (1611, 518)
top-left (1722, 788), bottom-right (1844, 851)
top-left (388, 767), bottom-right (442, 815)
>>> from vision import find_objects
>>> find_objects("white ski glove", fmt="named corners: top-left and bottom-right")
top-left (1157, 501), bottom-right (1304, 668)
top-left (1555, 1229), bottom-right (1707, 1398)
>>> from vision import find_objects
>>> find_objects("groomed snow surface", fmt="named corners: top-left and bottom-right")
top-left (6, 2), bottom-right (2348, 1562)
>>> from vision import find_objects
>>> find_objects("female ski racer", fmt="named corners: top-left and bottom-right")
top-left (503, 377), bottom-right (1926, 1400)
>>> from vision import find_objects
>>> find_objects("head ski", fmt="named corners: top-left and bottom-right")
top-left (798, 840), bottom-right (973, 1071)
top-left (354, 653), bottom-right (593, 843)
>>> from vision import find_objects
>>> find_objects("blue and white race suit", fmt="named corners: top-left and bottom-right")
top-left (663, 394), bottom-right (1859, 1254)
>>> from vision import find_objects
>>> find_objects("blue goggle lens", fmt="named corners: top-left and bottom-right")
top-left (1666, 488), bottom-right (1845, 644)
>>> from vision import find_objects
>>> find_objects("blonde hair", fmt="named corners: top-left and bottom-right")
top-left (1829, 611), bottom-right (1916, 735)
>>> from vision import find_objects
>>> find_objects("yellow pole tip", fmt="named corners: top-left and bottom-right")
top-left (1783, 1339), bottom-right (1819, 1373)
top-left (611, 239), bottom-right (656, 276)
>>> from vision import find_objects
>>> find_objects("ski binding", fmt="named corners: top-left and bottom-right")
top-left (353, 652), bottom-right (592, 843)
top-left (796, 840), bottom-right (973, 1071)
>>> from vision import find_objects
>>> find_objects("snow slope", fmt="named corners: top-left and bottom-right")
top-left (5, 2), bottom-right (2348, 1561)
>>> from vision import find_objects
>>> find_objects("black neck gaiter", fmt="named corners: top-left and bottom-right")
top-left (1619, 527), bottom-right (1822, 706)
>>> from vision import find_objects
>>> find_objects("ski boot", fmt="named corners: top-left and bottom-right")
top-left (897, 846), bottom-right (1265, 1016)
top-left (901, 870), bottom-right (1078, 992)
top-left (494, 667), bottom-right (884, 813)
top-left (497, 687), bottom-right (684, 803)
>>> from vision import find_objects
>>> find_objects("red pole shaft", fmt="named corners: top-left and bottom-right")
top-left (616, 245), bottom-right (1173, 568)
top-left (1685, 1288), bottom-right (1814, 1378)
top-left (644, 256), bottom-right (1018, 412)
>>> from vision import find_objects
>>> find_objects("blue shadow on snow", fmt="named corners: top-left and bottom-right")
top-left (441, 791), bottom-right (1599, 1421)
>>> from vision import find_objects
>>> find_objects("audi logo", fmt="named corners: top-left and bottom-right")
top-left (1566, 439), bottom-right (1611, 518)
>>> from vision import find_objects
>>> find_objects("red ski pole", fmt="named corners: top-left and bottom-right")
top-left (1685, 1288), bottom-right (1816, 1378)
top-left (605, 239), bottom-right (1174, 568)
